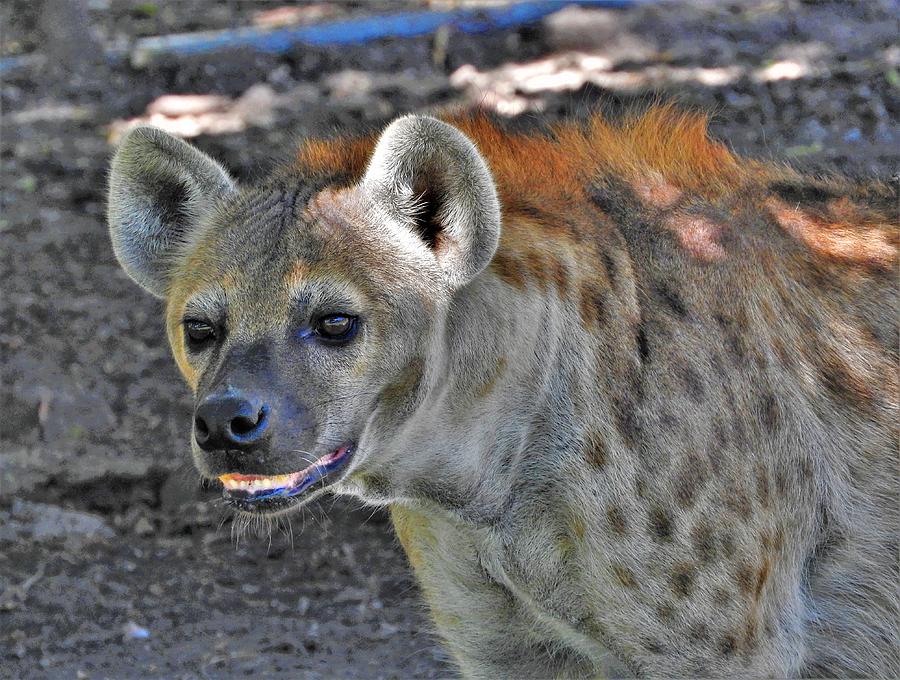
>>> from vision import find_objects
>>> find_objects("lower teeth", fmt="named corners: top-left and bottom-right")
top-left (219, 447), bottom-right (351, 502)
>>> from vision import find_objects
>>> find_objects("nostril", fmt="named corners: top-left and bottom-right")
top-left (228, 406), bottom-right (269, 439)
top-left (194, 415), bottom-right (210, 441)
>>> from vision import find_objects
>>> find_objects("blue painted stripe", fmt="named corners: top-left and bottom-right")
top-left (136, 1), bottom-right (638, 57)
top-left (0, 1), bottom-right (640, 73)
top-left (0, 0), bottom-right (640, 75)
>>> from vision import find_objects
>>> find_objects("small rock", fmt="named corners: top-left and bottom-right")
top-left (379, 622), bottom-right (400, 636)
top-left (133, 516), bottom-right (154, 536)
top-left (324, 70), bottom-right (373, 99)
top-left (123, 621), bottom-right (151, 640)
top-left (800, 119), bottom-right (828, 143)
top-left (842, 127), bottom-right (862, 143)
top-left (11, 500), bottom-right (114, 541)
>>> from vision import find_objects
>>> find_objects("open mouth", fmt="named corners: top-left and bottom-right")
top-left (218, 444), bottom-right (354, 513)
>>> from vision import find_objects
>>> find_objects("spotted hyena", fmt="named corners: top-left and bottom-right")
top-left (107, 107), bottom-right (898, 678)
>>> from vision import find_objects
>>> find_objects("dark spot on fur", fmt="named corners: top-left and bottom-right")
top-left (641, 637), bottom-right (666, 655)
top-left (653, 281), bottom-right (689, 318)
top-left (816, 349), bottom-right (876, 411)
top-left (547, 256), bottom-right (570, 295)
top-left (719, 532), bottom-right (737, 559)
top-left (755, 559), bottom-right (771, 602)
top-left (774, 526), bottom-right (785, 552)
top-left (775, 468), bottom-right (789, 497)
top-left (722, 386), bottom-right (748, 450)
top-left (689, 622), bottom-right (710, 643)
top-left (731, 412), bottom-right (748, 451)
top-left (606, 505), bottom-right (628, 536)
top-left (756, 466), bottom-right (771, 508)
top-left (760, 394), bottom-right (780, 432)
top-left (490, 251), bottom-right (526, 289)
top-left (602, 250), bottom-right (618, 288)
top-left (712, 420), bottom-right (729, 450)
top-left (649, 507), bottom-right (674, 542)
top-left (660, 409), bottom-right (678, 429)
top-left (736, 563), bottom-right (756, 596)
top-left (772, 336), bottom-right (796, 371)
top-left (656, 603), bottom-right (675, 621)
top-left (691, 522), bottom-right (717, 563)
top-left (505, 199), bottom-right (544, 221)
top-left (750, 347), bottom-right (769, 371)
top-left (635, 476), bottom-right (648, 498)
top-left (679, 364), bottom-right (706, 402)
top-left (584, 431), bottom-right (609, 469)
top-left (719, 634), bottom-right (737, 657)
top-left (713, 587), bottom-right (731, 607)
top-left (725, 486), bottom-right (753, 520)
top-left (710, 351), bottom-right (727, 379)
top-left (612, 564), bottom-right (638, 589)
top-left (579, 281), bottom-right (608, 327)
top-left (768, 180), bottom-right (839, 205)
top-left (714, 312), bottom-right (749, 366)
top-left (636, 325), bottom-right (650, 363)
top-left (613, 397), bottom-right (641, 447)
top-left (588, 181), bottom-right (633, 219)
top-left (476, 357), bottom-right (507, 399)
top-left (743, 616), bottom-right (759, 652)
top-left (670, 563), bottom-right (696, 598)
top-left (675, 454), bottom-right (708, 508)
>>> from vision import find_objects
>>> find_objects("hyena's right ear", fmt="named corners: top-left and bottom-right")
top-left (360, 115), bottom-right (501, 290)
top-left (107, 126), bottom-right (235, 298)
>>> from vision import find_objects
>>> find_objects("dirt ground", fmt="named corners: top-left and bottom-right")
top-left (1, 0), bottom-right (897, 677)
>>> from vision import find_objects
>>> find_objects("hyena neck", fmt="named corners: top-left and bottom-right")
top-left (386, 263), bottom-right (597, 525)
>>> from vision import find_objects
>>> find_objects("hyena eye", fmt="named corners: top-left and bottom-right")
top-left (314, 314), bottom-right (358, 343)
top-left (183, 319), bottom-right (216, 348)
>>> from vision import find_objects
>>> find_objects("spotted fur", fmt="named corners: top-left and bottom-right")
top-left (108, 106), bottom-right (898, 678)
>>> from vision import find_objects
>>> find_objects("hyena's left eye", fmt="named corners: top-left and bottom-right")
top-left (314, 314), bottom-right (358, 343)
top-left (183, 319), bottom-right (217, 348)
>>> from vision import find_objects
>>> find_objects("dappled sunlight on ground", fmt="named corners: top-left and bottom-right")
top-left (108, 86), bottom-right (279, 142)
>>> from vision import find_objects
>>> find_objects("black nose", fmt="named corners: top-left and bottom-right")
top-left (194, 392), bottom-right (271, 451)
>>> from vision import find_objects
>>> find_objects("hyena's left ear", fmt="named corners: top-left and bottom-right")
top-left (361, 115), bottom-right (501, 289)
top-left (107, 126), bottom-right (235, 298)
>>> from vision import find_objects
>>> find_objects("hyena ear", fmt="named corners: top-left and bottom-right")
top-left (361, 115), bottom-right (501, 289)
top-left (107, 126), bottom-right (235, 298)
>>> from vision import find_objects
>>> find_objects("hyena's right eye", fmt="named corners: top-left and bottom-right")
top-left (183, 319), bottom-right (217, 349)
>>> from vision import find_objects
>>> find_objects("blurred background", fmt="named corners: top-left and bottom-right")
top-left (1, 0), bottom-right (897, 677)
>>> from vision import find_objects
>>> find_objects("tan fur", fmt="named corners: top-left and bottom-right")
top-left (108, 108), bottom-right (899, 678)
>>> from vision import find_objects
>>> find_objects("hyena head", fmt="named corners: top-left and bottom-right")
top-left (108, 117), bottom-right (500, 515)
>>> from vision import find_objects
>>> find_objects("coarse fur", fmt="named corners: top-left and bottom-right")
top-left (108, 105), bottom-right (899, 678)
